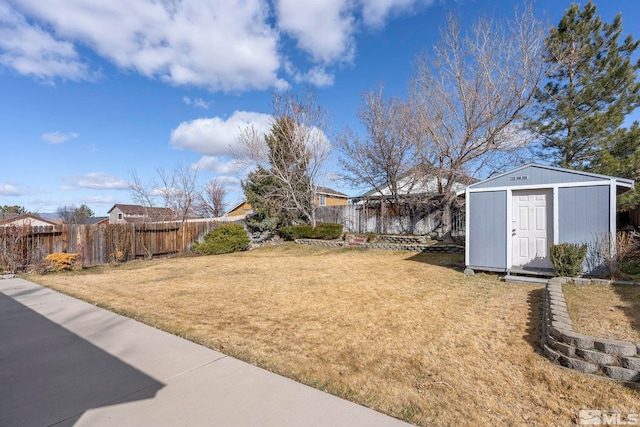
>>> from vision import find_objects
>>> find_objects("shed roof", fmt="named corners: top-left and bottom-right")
top-left (460, 163), bottom-right (633, 194)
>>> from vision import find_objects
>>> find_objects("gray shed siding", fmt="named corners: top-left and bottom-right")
top-left (558, 186), bottom-right (610, 244)
top-left (473, 165), bottom-right (608, 189)
top-left (468, 191), bottom-right (507, 269)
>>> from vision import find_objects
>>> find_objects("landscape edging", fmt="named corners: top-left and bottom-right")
top-left (541, 278), bottom-right (640, 383)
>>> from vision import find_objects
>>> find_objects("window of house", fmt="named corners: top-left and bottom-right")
top-left (117, 213), bottom-right (123, 220)
top-left (319, 194), bottom-right (326, 206)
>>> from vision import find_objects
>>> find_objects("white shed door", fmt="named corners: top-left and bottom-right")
top-left (512, 189), bottom-right (552, 269)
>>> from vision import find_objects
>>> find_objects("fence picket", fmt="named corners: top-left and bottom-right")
top-left (0, 219), bottom-right (228, 270)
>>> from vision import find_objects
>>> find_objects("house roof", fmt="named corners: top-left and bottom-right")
top-left (80, 216), bottom-right (109, 225)
top-left (0, 213), bottom-right (57, 227)
top-left (354, 168), bottom-right (476, 200)
top-left (225, 201), bottom-right (252, 216)
top-left (107, 204), bottom-right (174, 216)
top-left (316, 186), bottom-right (349, 198)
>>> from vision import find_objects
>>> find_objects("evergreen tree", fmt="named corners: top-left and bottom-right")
top-left (0, 205), bottom-right (27, 214)
top-left (530, 1), bottom-right (640, 171)
top-left (241, 116), bottom-right (311, 226)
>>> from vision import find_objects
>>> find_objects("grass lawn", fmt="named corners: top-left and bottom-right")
top-left (30, 244), bottom-right (640, 426)
top-left (563, 283), bottom-right (640, 343)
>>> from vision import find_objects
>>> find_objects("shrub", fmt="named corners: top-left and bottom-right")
top-left (550, 243), bottom-right (587, 277)
top-left (192, 224), bottom-right (250, 255)
top-left (367, 232), bottom-right (376, 243)
top-left (44, 253), bottom-right (79, 272)
top-left (278, 224), bottom-right (312, 240)
top-left (278, 223), bottom-right (343, 240)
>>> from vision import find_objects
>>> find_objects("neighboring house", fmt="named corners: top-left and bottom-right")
top-left (0, 213), bottom-right (58, 228)
top-left (461, 163), bottom-right (634, 275)
top-left (107, 204), bottom-right (174, 224)
top-left (226, 201), bottom-right (254, 218)
top-left (315, 187), bottom-right (349, 207)
top-left (342, 171), bottom-right (475, 235)
top-left (225, 187), bottom-right (349, 218)
top-left (80, 217), bottom-right (110, 226)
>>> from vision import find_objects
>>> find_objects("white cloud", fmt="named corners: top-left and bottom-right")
top-left (2, 0), bottom-right (438, 90)
top-left (171, 111), bottom-right (272, 156)
top-left (41, 131), bottom-right (78, 144)
top-left (61, 172), bottom-right (129, 190)
top-left (0, 183), bottom-right (22, 196)
top-left (360, 0), bottom-right (433, 28)
top-left (193, 156), bottom-right (244, 174)
top-left (6, 0), bottom-right (287, 91)
top-left (276, 0), bottom-right (355, 65)
top-left (0, 3), bottom-right (92, 82)
top-left (82, 195), bottom-right (117, 206)
top-left (183, 96), bottom-right (211, 109)
top-left (284, 63), bottom-right (335, 87)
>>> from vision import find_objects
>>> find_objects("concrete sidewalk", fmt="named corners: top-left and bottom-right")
top-left (0, 278), bottom-right (409, 427)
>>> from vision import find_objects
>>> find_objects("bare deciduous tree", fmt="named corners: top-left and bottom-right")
top-left (129, 163), bottom-right (200, 222)
top-left (338, 84), bottom-right (420, 207)
top-left (193, 178), bottom-right (228, 218)
top-left (409, 4), bottom-right (546, 241)
top-left (235, 89), bottom-right (331, 227)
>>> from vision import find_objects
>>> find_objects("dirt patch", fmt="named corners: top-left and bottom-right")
top-left (30, 244), bottom-right (640, 426)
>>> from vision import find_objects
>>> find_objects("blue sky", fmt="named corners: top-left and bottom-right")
top-left (1, 0), bottom-right (639, 216)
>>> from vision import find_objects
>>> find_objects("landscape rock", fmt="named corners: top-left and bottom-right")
top-left (621, 357), bottom-right (640, 371)
top-left (561, 331), bottom-right (595, 349)
top-left (560, 356), bottom-right (598, 374)
top-left (603, 366), bottom-right (640, 382)
top-left (594, 338), bottom-right (637, 357)
top-left (576, 348), bottom-right (617, 366)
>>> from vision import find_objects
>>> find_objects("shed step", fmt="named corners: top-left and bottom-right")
top-left (503, 275), bottom-right (549, 285)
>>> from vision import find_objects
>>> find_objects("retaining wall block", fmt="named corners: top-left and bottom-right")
top-left (553, 341), bottom-right (576, 357)
top-left (561, 331), bottom-right (595, 349)
top-left (560, 355), bottom-right (599, 374)
top-left (543, 345), bottom-right (561, 362)
top-left (551, 314), bottom-right (573, 327)
top-left (572, 278), bottom-right (591, 285)
top-left (550, 299), bottom-right (568, 308)
top-left (603, 366), bottom-right (640, 382)
top-left (594, 338), bottom-right (637, 357)
top-left (590, 279), bottom-right (612, 286)
top-left (550, 325), bottom-right (570, 340)
top-left (576, 348), bottom-right (617, 366)
top-left (621, 357), bottom-right (640, 371)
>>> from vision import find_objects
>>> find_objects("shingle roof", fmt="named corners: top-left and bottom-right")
top-left (107, 204), bottom-right (174, 216)
top-left (316, 186), bottom-right (349, 198)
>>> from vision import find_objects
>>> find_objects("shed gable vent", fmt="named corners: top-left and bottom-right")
top-left (509, 176), bottom-right (528, 181)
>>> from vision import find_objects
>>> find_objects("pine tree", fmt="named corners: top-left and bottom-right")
top-left (530, 1), bottom-right (640, 170)
top-left (241, 116), bottom-right (311, 226)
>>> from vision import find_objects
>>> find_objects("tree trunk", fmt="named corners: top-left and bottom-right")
top-left (441, 197), bottom-right (453, 243)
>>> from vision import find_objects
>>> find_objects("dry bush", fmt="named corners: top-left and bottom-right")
top-left (44, 253), bottom-right (79, 272)
top-left (587, 232), bottom-right (640, 278)
top-left (0, 223), bottom-right (44, 273)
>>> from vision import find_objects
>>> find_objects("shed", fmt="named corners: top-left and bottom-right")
top-left (462, 163), bottom-right (634, 274)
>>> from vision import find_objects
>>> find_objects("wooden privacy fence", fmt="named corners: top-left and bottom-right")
top-left (0, 220), bottom-right (229, 271)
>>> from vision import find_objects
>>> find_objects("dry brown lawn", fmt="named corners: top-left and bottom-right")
top-left (30, 244), bottom-right (640, 426)
top-left (563, 283), bottom-right (640, 343)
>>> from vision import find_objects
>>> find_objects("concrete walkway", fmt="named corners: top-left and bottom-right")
top-left (0, 278), bottom-right (409, 427)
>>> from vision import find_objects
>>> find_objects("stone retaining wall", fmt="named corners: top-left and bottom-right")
top-left (541, 277), bottom-right (640, 382)
top-left (372, 235), bottom-right (427, 244)
top-left (294, 239), bottom-right (464, 254)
